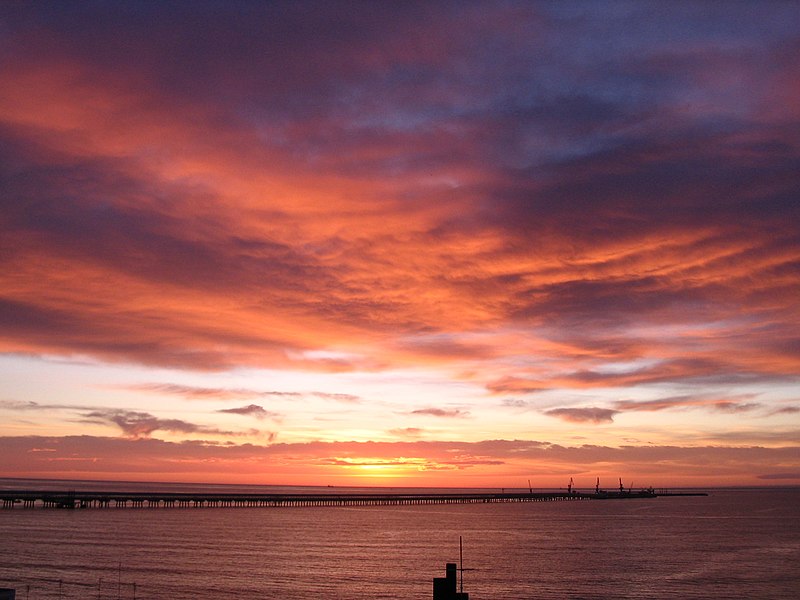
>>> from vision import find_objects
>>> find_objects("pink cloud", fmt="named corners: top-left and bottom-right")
top-left (388, 428), bottom-right (425, 438)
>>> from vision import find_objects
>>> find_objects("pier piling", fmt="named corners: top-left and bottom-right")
top-left (0, 489), bottom-right (706, 510)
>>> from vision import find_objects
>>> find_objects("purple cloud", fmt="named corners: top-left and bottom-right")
top-left (545, 408), bottom-right (619, 424)
top-left (411, 408), bottom-right (470, 418)
top-left (80, 409), bottom-right (252, 439)
top-left (217, 404), bottom-right (280, 420)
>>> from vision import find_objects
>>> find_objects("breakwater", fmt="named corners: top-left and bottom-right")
top-left (0, 489), bottom-right (706, 509)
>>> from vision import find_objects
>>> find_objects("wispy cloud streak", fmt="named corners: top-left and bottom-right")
top-left (614, 394), bottom-right (762, 414)
top-left (411, 408), bottom-right (470, 418)
top-left (217, 404), bottom-right (280, 421)
top-left (117, 383), bottom-right (360, 404)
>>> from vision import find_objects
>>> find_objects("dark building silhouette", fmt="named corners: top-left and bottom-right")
top-left (433, 563), bottom-right (469, 599)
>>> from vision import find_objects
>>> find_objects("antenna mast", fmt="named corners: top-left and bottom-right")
top-left (460, 535), bottom-right (464, 594)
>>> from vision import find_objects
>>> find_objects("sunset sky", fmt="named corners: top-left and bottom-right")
top-left (1, 1), bottom-right (799, 488)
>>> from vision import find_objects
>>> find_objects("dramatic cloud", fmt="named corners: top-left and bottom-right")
top-left (1, 2), bottom-right (797, 383)
top-left (0, 2), bottom-right (798, 485)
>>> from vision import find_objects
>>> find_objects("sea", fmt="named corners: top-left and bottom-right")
top-left (1, 479), bottom-right (798, 599)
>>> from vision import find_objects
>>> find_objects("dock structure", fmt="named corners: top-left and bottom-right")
top-left (0, 489), bottom-right (706, 510)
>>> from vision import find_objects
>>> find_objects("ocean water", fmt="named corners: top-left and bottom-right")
top-left (1, 481), bottom-right (798, 599)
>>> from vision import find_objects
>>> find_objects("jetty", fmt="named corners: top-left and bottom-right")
top-left (0, 488), bottom-right (706, 510)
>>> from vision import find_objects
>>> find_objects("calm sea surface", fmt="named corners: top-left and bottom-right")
top-left (1, 480), bottom-right (798, 599)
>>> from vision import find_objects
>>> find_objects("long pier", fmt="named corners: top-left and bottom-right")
top-left (0, 489), bottom-right (706, 510)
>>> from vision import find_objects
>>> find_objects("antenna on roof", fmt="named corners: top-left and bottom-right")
top-left (460, 535), bottom-right (464, 594)
top-left (459, 536), bottom-right (476, 594)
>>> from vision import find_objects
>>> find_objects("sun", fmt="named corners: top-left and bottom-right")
top-left (327, 456), bottom-right (428, 483)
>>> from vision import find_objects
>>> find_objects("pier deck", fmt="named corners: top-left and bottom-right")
top-left (0, 490), bottom-right (707, 510)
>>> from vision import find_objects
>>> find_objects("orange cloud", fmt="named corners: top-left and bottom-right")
top-left (0, 2), bottom-right (798, 486)
top-left (1, 435), bottom-right (798, 488)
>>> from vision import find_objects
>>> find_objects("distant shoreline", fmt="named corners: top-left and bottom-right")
top-left (1, 476), bottom-right (797, 493)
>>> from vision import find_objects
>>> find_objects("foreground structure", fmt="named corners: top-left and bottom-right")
top-left (433, 563), bottom-right (469, 600)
